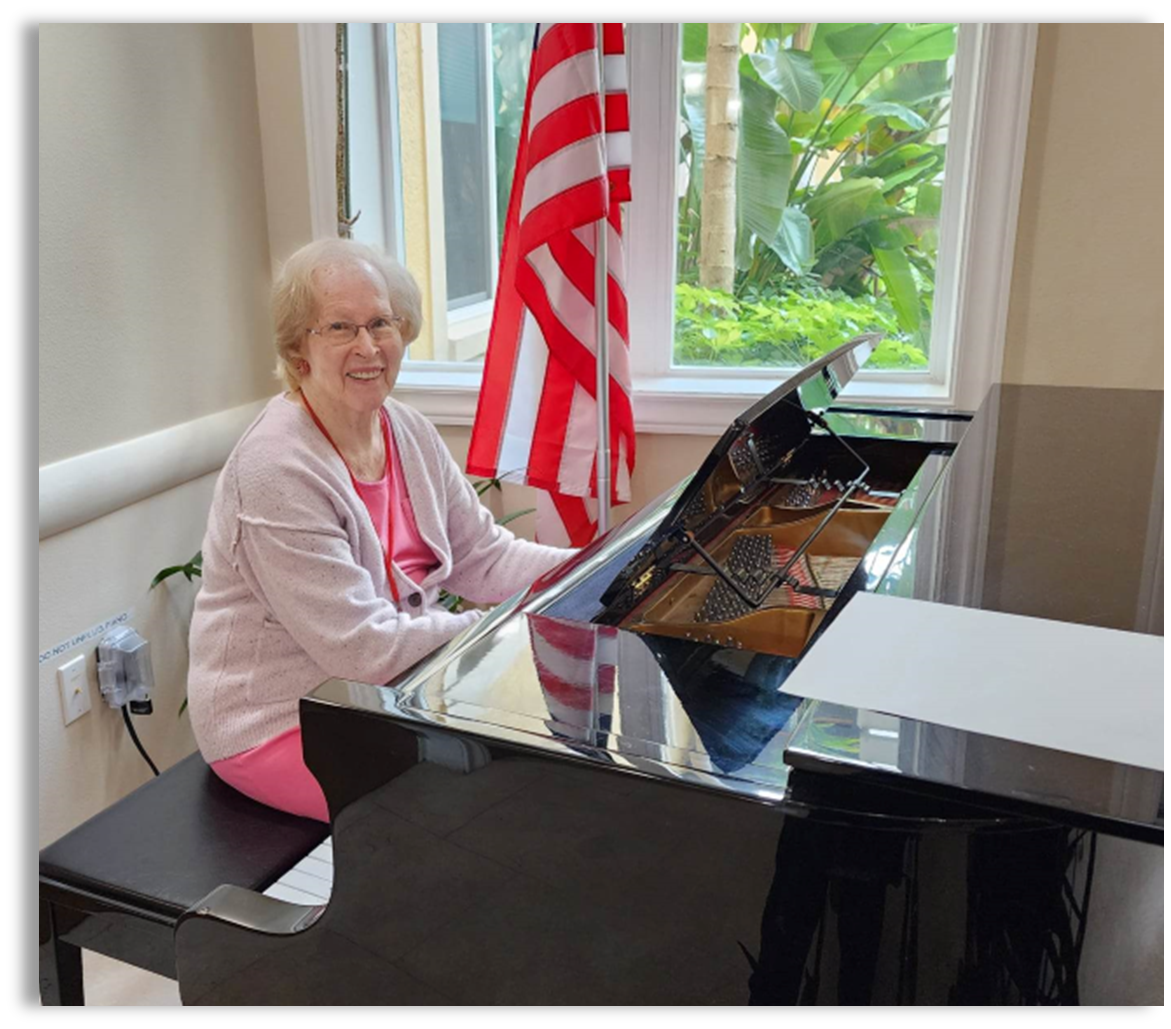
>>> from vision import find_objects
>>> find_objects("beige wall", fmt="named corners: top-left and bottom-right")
top-left (39, 24), bottom-right (275, 465)
top-left (252, 24), bottom-right (315, 274)
top-left (38, 24), bottom-right (276, 844)
top-left (1002, 23), bottom-right (1163, 388)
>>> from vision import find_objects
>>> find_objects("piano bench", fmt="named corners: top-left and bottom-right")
top-left (38, 751), bottom-right (329, 1005)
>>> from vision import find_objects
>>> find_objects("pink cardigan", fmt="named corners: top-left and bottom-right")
top-left (187, 394), bottom-right (569, 762)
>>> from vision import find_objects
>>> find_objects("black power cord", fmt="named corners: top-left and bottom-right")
top-left (121, 706), bottom-right (160, 776)
top-left (96, 639), bottom-right (160, 776)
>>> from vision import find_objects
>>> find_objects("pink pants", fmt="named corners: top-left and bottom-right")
top-left (210, 726), bottom-right (329, 823)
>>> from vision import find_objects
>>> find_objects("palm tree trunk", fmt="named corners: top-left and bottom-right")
top-left (699, 22), bottom-right (740, 293)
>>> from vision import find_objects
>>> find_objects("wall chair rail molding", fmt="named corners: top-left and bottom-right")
top-left (39, 400), bottom-right (270, 541)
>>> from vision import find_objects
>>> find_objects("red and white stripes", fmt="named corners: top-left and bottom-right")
top-left (529, 615), bottom-right (618, 732)
top-left (467, 23), bottom-right (635, 548)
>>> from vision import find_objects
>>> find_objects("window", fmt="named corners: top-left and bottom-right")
top-left (437, 23), bottom-right (493, 309)
top-left (674, 24), bottom-right (957, 374)
top-left (325, 23), bottom-right (1036, 428)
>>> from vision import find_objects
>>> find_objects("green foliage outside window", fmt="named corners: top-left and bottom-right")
top-left (678, 22), bottom-right (957, 369)
top-left (675, 282), bottom-right (928, 369)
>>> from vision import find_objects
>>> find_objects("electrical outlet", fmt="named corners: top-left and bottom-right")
top-left (57, 655), bottom-right (92, 725)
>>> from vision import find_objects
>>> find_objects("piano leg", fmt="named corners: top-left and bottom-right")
top-left (39, 898), bottom-right (84, 1006)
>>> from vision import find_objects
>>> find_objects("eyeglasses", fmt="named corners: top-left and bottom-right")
top-left (307, 315), bottom-right (405, 345)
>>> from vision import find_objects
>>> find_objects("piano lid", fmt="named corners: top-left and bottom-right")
top-left (598, 333), bottom-right (877, 613)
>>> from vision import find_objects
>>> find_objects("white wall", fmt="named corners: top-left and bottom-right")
top-left (38, 24), bottom-right (276, 845)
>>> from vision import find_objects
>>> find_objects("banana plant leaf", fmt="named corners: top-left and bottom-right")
top-left (736, 75), bottom-right (792, 244)
top-left (748, 41), bottom-right (822, 112)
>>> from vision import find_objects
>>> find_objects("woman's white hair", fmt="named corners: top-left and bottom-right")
top-left (271, 238), bottom-right (423, 390)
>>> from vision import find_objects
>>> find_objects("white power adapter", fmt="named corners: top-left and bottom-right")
top-left (96, 626), bottom-right (155, 715)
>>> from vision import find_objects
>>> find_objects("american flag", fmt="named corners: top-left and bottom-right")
top-left (467, 23), bottom-right (635, 548)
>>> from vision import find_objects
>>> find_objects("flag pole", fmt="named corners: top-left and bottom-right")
top-left (595, 23), bottom-right (612, 537)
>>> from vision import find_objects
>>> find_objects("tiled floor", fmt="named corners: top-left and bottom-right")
top-left (80, 951), bottom-right (181, 1006)
top-left (63, 925), bottom-right (1165, 1005)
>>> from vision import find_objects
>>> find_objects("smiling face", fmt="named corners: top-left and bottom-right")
top-left (298, 259), bottom-right (405, 419)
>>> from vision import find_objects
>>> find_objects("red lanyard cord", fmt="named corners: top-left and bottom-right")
top-left (299, 392), bottom-right (401, 604)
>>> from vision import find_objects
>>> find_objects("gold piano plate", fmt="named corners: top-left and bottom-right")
top-left (626, 506), bottom-right (891, 658)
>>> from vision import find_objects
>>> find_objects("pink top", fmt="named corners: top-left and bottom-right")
top-left (352, 409), bottom-right (439, 585)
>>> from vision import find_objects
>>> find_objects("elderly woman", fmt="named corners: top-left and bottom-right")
top-left (187, 238), bottom-right (570, 822)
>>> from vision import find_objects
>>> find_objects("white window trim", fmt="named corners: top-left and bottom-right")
top-left (302, 22), bottom-right (1037, 434)
top-left (419, 22), bottom-right (450, 356)
top-left (339, 23), bottom-right (406, 262)
top-left (947, 23), bottom-right (1039, 412)
top-left (375, 24), bottom-right (407, 264)
top-left (299, 23), bottom-right (340, 241)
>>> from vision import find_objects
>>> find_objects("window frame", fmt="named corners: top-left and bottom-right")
top-left (302, 22), bottom-right (1038, 432)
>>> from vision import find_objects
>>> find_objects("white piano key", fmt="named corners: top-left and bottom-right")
top-left (296, 854), bottom-right (334, 884)
top-left (263, 882), bottom-right (326, 906)
top-left (278, 868), bottom-right (332, 901)
top-left (261, 836), bottom-right (335, 904)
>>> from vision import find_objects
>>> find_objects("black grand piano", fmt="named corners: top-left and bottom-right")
top-left (174, 338), bottom-right (1163, 1005)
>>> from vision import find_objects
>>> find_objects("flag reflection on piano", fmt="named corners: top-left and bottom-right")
top-left (529, 614), bottom-right (618, 745)
top-left (467, 23), bottom-right (635, 548)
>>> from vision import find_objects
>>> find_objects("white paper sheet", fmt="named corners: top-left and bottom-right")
top-left (782, 593), bottom-right (1164, 771)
